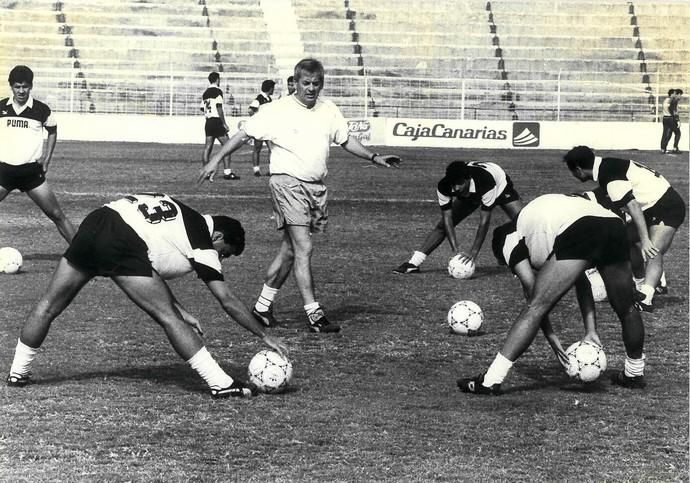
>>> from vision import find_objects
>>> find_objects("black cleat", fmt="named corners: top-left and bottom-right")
top-left (308, 308), bottom-right (340, 333)
top-left (7, 373), bottom-right (31, 387)
top-left (457, 373), bottom-right (501, 396)
top-left (393, 262), bottom-right (420, 274)
top-left (655, 284), bottom-right (668, 295)
top-left (223, 172), bottom-right (240, 180)
top-left (211, 380), bottom-right (257, 399)
top-left (253, 170), bottom-right (261, 177)
top-left (610, 371), bottom-right (646, 389)
top-left (633, 290), bottom-right (654, 313)
top-left (252, 307), bottom-right (278, 327)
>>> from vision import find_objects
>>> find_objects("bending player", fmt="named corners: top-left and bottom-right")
top-left (458, 193), bottom-right (646, 395)
top-left (393, 160), bottom-right (522, 274)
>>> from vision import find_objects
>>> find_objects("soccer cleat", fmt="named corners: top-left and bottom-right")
top-left (673, 148), bottom-right (681, 154)
top-left (655, 283), bottom-right (668, 295)
top-left (252, 307), bottom-right (278, 327)
top-left (210, 380), bottom-right (257, 399)
top-left (253, 170), bottom-right (261, 177)
top-left (307, 308), bottom-right (340, 333)
top-left (457, 373), bottom-right (501, 396)
top-left (223, 172), bottom-right (240, 180)
top-left (393, 262), bottom-right (420, 274)
top-left (633, 290), bottom-right (654, 313)
top-left (7, 372), bottom-right (31, 387)
top-left (610, 371), bottom-right (646, 389)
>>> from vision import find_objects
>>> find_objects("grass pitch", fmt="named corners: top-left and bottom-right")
top-left (0, 142), bottom-right (687, 481)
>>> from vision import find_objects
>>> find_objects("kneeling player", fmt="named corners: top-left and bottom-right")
top-left (6, 193), bottom-right (287, 398)
top-left (457, 193), bottom-right (646, 395)
top-left (393, 160), bottom-right (523, 274)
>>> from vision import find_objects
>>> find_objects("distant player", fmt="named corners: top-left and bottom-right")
top-left (393, 160), bottom-right (522, 274)
top-left (0, 65), bottom-right (77, 244)
top-left (670, 89), bottom-right (683, 153)
top-left (563, 146), bottom-right (685, 312)
top-left (6, 193), bottom-right (287, 398)
top-left (458, 193), bottom-right (646, 395)
top-left (251, 79), bottom-right (275, 177)
top-left (201, 72), bottom-right (238, 180)
top-left (286, 75), bottom-right (295, 96)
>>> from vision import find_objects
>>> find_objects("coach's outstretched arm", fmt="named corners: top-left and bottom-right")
top-left (198, 129), bottom-right (250, 183)
top-left (340, 136), bottom-right (401, 168)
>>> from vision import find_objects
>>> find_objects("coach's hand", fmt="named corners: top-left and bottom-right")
top-left (373, 154), bottom-right (401, 168)
top-left (198, 164), bottom-right (217, 184)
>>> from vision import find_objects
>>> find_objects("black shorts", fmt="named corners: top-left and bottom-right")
top-left (64, 207), bottom-right (153, 277)
top-left (644, 187), bottom-right (685, 229)
top-left (553, 216), bottom-right (629, 268)
top-left (494, 176), bottom-right (521, 206)
top-left (0, 161), bottom-right (45, 192)
top-left (205, 118), bottom-right (228, 138)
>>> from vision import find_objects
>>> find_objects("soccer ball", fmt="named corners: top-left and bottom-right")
top-left (585, 268), bottom-right (608, 302)
top-left (0, 247), bottom-right (22, 274)
top-left (448, 255), bottom-right (475, 279)
top-left (247, 350), bottom-right (293, 394)
top-left (447, 300), bottom-right (483, 335)
top-left (565, 340), bottom-right (607, 383)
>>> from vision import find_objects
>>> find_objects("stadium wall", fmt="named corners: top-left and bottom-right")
top-left (55, 113), bottom-right (689, 151)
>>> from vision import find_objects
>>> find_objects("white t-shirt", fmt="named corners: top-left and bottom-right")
top-left (592, 156), bottom-right (670, 211)
top-left (242, 95), bottom-right (350, 182)
top-left (0, 96), bottom-right (56, 165)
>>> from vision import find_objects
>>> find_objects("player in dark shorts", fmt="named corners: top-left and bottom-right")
top-left (457, 193), bottom-right (646, 395)
top-left (6, 193), bottom-right (287, 398)
top-left (394, 160), bottom-right (522, 274)
top-left (201, 72), bottom-right (237, 180)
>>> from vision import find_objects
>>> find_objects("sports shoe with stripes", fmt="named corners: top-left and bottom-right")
top-left (393, 262), bottom-right (420, 274)
top-left (210, 380), bottom-right (257, 399)
top-left (252, 307), bottom-right (278, 327)
top-left (307, 308), bottom-right (340, 333)
top-left (457, 373), bottom-right (501, 396)
top-left (7, 372), bottom-right (31, 387)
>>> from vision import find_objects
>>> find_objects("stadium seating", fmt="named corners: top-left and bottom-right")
top-left (0, 0), bottom-right (687, 120)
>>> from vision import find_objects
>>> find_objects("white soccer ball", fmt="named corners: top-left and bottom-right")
top-left (0, 247), bottom-right (23, 274)
top-left (447, 300), bottom-right (483, 335)
top-left (248, 350), bottom-right (293, 394)
top-left (448, 255), bottom-right (475, 279)
top-left (585, 268), bottom-right (608, 302)
top-left (565, 340), bottom-right (608, 383)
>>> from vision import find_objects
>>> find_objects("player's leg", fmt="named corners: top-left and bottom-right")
top-left (637, 223), bottom-right (677, 310)
top-left (598, 261), bottom-right (646, 387)
top-left (25, 182), bottom-right (77, 243)
top-left (672, 122), bottom-right (681, 151)
top-left (111, 272), bottom-right (252, 397)
top-left (660, 120), bottom-right (672, 152)
top-left (252, 140), bottom-right (263, 176)
top-left (394, 199), bottom-right (477, 273)
top-left (8, 258), bottom-right (92, 385)
top-left (500, 199), bottom-right (523, 220)
top-left (253, 231), bottom-right (294, 326)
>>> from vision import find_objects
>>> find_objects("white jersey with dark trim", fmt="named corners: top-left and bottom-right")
top-left (106, 193), bottom-right (223, 281)
top-left (436, 161), bottom-right (507, 210)
top-left (504, 193), bottom-right (620, 269)
top-left (0, 96), bottom-right (56, 165)
top-left (593, 156), bottom-right (670, 211)
top-left (201, 86), bottom-right (224, 120)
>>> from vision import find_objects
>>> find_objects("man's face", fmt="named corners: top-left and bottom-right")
top-left (287, 80), bottom-right (295, 94)
top-left (11, 81), bottom-right (32, 105)
top-left (569, 167), bottom-right (589, 182)
top-left (451, 179), bottom-right (471, 197)
top-left (212, 236), bottom-right (241, 261)
top-left (295, 72), bottom-right (323, 108)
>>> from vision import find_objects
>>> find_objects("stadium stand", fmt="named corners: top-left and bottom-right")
top-left (0, 0), bottom-right (687, 120)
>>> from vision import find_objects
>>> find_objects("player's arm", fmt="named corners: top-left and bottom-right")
top-left (623, 199), bottom-right (657, 259)
top-left (340, 136), bottom-right (401, 167)
top-left (465, 208), bottom-right (492, 262)
top-left (198, 129), bottom-right (250, 183)
top-left (513, 259), bottom-right (568, 368)
top-left (204, 279), bottom-right (288, 359)
top-left (40, 125), bottom-right (58, 173)
top-left (573, 273), bottom-right (602, 346)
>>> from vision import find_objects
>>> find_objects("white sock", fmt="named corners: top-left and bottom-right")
top-left (624, 354), bottom-right (645, 377)
top-left (483, 352), bottom-right (513, 387)
top-left (10, 339), bottom-right (38, 376)
top-left (659, 271), bottom-right (667, 287)
top-left (187, 347), bottom-right (233, 390)
top-left (223, 168), bottom-right (231, 175)
top-left (253, 166), bottom-right (260, 173)
top-left (255, 284), bottom-right (279, 312)
top-left (409, 251), bottom-right (427, 267)
top-left (633, 277), bottom-right (645, 291)
top-left (639, 284), bottom-right (655, 304)
top-left (304, 302), bottom-right (320, 316)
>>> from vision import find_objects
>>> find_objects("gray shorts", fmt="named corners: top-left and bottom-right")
top-left (268, 174), bottom-right (328, 233)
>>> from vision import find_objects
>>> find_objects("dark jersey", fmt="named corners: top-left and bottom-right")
top-left (0, 96), bottom-right (56, 165)
top-left (437, 161), bottom-right (508, 211)
top-left (201, 86), bottom-right (224, 120)
top-left (594, 157), bottom-right (670, 211)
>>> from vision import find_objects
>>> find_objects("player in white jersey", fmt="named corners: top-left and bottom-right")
top-left (457, 193), bottom-right (646, 395)
top-left (200, 72), bottom-right (237, 180)
top-left (198, 58), bottom-right (400, 334)
top-left (393, 160), bottom-right (522, 274)
top-left (563, 145), bottom-right (685, 312)
top-left (0, 65), bottom-right (76, 243)
top-left (7, 193), bottom-right (287, 398)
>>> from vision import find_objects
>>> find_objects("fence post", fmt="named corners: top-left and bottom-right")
top-left (364, 69), bottom-right (368, 118)
top-left (169, 59), bottom-right (174, 116)
top-left (557, 69), bottom-right (562, 121)
top-left (461, 79), bottom-right (465, 120)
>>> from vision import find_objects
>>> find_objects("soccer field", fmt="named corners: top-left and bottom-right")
top-left (0, 142), bottom-right (687, 481)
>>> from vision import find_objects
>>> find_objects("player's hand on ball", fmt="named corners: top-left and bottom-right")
top-left (263, 334), bottom-right (289, 361)
top-left (582, 331), bottom-right (602, 348)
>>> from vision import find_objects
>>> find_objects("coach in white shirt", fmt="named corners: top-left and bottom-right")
top-left (199, 58), bottom-right (400, 334)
